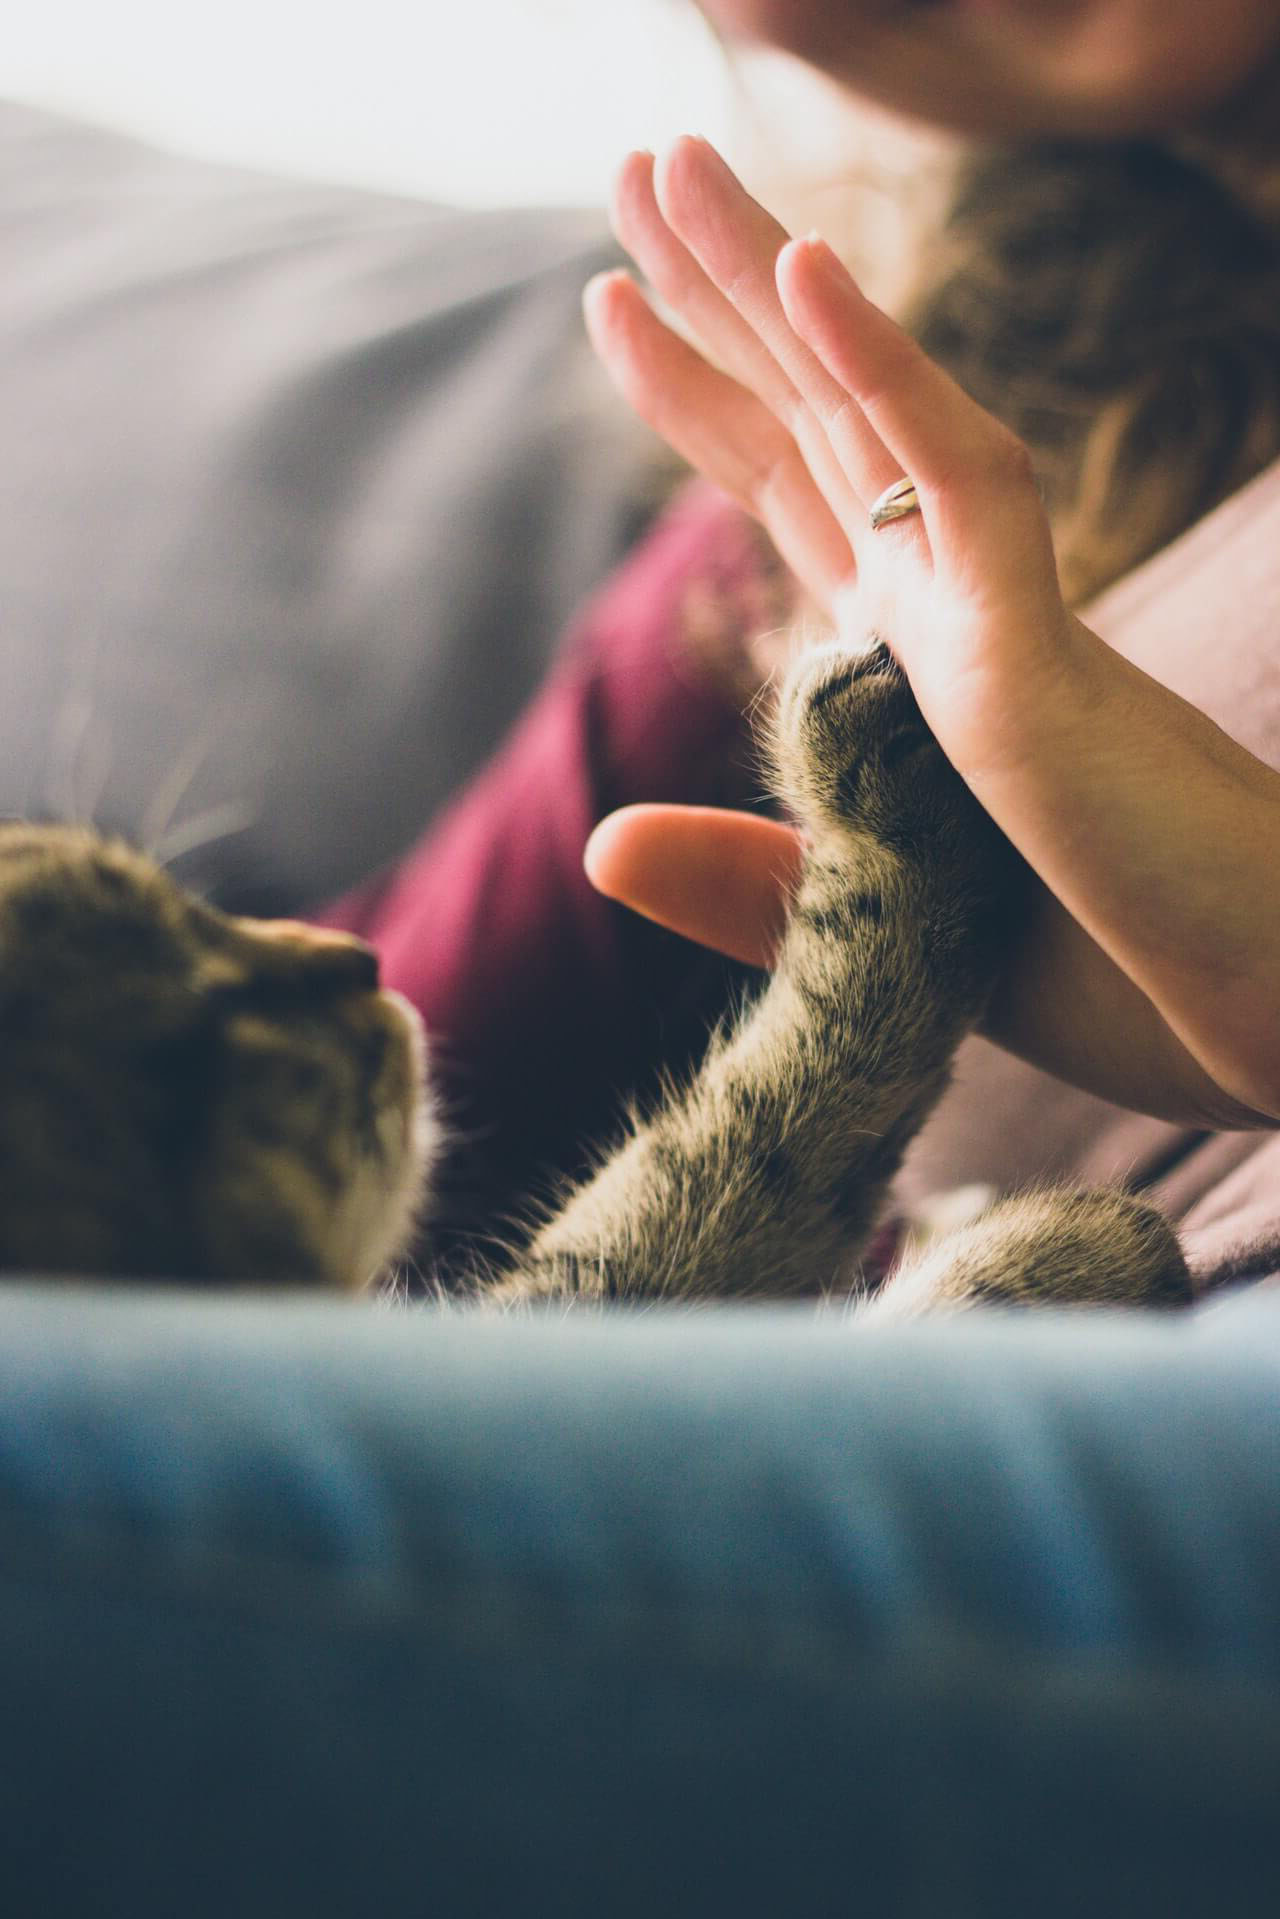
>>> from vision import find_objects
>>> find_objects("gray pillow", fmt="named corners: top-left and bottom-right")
top-left (0, 100), bottom-right (661, 911)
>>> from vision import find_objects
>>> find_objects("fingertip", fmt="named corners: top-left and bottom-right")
top-left (652, 133), bottom-right (719, 224)
top-left (773, 237), bottom-right (809, 319)
top-left (584, 804), bottom-right (805, 970)
top-left (610, 148), bottom-right (656, 237)
top-left (582, 803), bottom-right (659, 899)
top-left (775, 231), bottom-right (860, 318)
top-left (582, 266), bottom-right (624, 303)
top-left (582, 267), bottom-right (630, 323)
top-left (776, 230), bottom-right (824, 269)
top-left (581, 808), bottom-right (623, 896)
top-left (582, 272), bottom-right (652, 372)
top-left (658, 132), bottom-right (712, 174)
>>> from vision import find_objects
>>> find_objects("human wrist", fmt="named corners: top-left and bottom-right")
top-left (900, 606), bottom-right (1101, 802)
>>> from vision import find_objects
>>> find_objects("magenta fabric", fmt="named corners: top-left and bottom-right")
top-left (312, 485), bottom-right (769, 1254)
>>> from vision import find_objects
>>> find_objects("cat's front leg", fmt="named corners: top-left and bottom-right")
top-left (484, 638), bottom-right (1024, 1308)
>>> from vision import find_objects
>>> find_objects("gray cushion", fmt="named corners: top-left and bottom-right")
top-left (0, 101), bottom-right (660, 911)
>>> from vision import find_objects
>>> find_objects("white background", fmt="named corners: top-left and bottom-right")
top-left (2, 0), bottom-right (736, 205)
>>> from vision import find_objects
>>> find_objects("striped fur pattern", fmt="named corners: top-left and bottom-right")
top-left (485, 638), bottom-right (1191, 1315)
top-left (0, 644), bottom-right (1189, 1310)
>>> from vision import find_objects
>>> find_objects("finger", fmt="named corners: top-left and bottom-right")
top-left (776, 235), bottom-right (1061, 604)
top-left (611, 150), bottom-right (803, 425)
top-left (584, 803), bottom-right (804, 970)
top-left (653, 138), bottom-right (900, 520)
top-left (584, 270), bottom-right (853, 611)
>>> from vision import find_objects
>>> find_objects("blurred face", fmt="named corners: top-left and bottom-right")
top-left (696, 0), bottom-right (1280, 137)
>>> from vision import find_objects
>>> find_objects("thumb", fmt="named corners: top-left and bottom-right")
top-left (584, 804), bottom-right (804, 969)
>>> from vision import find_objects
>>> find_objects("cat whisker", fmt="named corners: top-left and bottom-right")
top-left (43, 625), bottom-right (112, 827)
top-left (151, 800), bottom-right (256, 871)
top-left (373, 1248), bottom-right (446, 1310)
top-left (140, 724), bottom-right (225, 856)
top-left (742, 674), bottom-right (780, 742)
top-left (73, 722), bottom-right (115, 832)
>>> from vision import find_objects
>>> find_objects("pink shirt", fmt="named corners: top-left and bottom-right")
top-left (312, 485), bottom-right (771, 1258)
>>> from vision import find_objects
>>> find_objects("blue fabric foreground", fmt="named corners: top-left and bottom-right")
top-left (1, 1284), bottom-right (1277, 1916)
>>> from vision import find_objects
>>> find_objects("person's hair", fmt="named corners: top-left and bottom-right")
top-left (907, 138), bottom-right (1280, 602)
top-left (686, 7), bottom-right (1280, 601)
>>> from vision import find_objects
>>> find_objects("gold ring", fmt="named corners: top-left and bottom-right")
top-left (869, 476), bottom-right (921, 531)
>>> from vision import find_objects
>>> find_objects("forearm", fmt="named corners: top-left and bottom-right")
top-left (971, 624), bottom-right (1280, 1125)
top-left (505, 957), bottom-right (912, 1307)
top-left (983, 883), bottom-right (1273, 1128)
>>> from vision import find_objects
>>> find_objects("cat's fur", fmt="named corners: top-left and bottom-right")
top-left (0, 823), bottom-right (432, 1288)
top-left (0, 637), bottom-right (1189, 1312)
top-left (485, 636), bottom-right (1189, 1316)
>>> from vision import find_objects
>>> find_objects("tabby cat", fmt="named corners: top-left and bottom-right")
top-left (0, 631), bottom-right (1189, 1314)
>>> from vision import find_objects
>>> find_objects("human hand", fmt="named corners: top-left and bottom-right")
top-left (585, 139), bottom-right (1280, 1127)
top-left (585, 137), bottom-right (1084, 771)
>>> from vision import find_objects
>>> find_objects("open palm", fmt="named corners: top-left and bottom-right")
top-left (585, 138), bottom-right (1086, 787)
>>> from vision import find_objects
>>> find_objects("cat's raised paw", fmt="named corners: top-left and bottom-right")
top-left (773, 635), bottom-right (944, 843)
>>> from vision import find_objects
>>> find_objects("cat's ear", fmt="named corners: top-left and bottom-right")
top-left (196, 918), bottom-right (379, 997)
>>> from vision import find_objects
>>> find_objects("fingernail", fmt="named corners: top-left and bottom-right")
top-left (581, 269), bottom-right (626, 311)
top-left (803, 233), bottom-right (845, 277)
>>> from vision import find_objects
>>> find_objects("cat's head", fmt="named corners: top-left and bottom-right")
top-left (0, 823), bottom-right (436, 1289)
